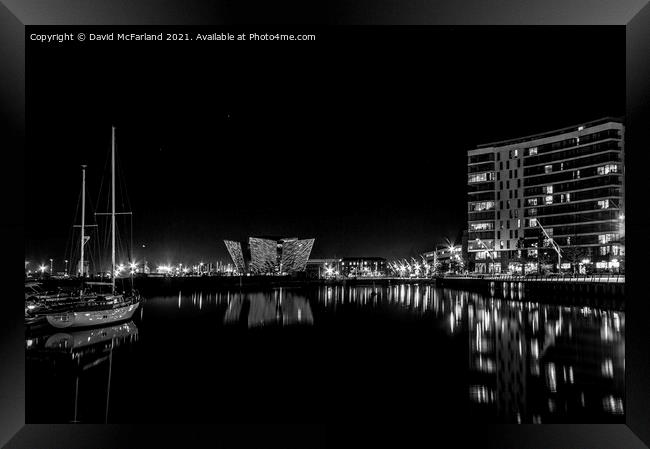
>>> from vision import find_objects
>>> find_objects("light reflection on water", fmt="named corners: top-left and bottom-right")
top-left (26, 283), bottom-right (624, 424)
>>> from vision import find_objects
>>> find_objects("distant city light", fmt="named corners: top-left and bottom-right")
top-left (158, 265), bottom-right (173, 273)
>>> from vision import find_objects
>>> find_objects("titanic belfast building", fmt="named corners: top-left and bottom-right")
top-left (467, 118), bottom-right (624, 274)
top-left (224, 236), bottom-right (315, 275)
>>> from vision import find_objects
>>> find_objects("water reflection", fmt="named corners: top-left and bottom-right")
top-left (26, 284), bottom-right (624, 424)
top-left (27, 320), bottom-right (139, 355)
top-left (311, 283), bottom-right (624, 423)
top-left (26, 321), bottom-right (139, 423)
top-left (466, 294), bottom-right (624, 423)
top-left (223, 288), bottom-right (314, 327)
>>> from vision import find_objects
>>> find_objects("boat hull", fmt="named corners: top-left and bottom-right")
top-left (46, 301), bottom-right (140, 329)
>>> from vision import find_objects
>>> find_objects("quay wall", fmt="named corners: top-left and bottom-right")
top-left (435, 276), bottom-right (624, 310)
top-left (34, 275), bottom-right (624, 310)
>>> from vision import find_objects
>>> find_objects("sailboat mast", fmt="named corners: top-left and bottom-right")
top-left (111, 126), bottom-right (116, 294)
top-left (80, 165), bottom-right (86, 277)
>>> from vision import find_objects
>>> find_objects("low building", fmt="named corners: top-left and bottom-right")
top-left (340, 257), bottom-right (387, 277)
top-left (422, 245), bottom-right (464, 273)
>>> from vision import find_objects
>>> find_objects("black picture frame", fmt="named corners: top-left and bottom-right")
top-left (1, 1), bottom-right (649, 447)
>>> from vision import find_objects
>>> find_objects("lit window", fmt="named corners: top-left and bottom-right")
top-left (468, 172), bottom-right (495, 183)
top-left (529, 218), bottom-right (538, 227)
top-left (544, 165), bottom-right (552, 174)
top-left (597, 199), bottom-right (610, 209)
top-left (517, 219), bottom-right (521, 228)
top-left (500, 241), bottom-right (504, 249)
top-left (514, 149), bottom-right (519, 157)
top-left (598, 234), bottom-right (618, 244)
top-left (545, 195), bottom-right (553, 205)
top-left (471, 201), bottom-right (495, 212)
top-left (597, 164), bottom-right (618, 175)
top-left (545, 185), bottom-right (553, 194)
top-left (470, 222), bottom-right (493, 231)
top-left (527, 198), bottom-right (538, 206)
top-left (529, 147), bottom-right (538, 156)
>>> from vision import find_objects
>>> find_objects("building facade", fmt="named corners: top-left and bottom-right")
top-left (467, 118), bottom-right (624, 274)
top-left (340, 257), bottom-right (387, 277)
top-left (224, 236), bottom-right (315, 275)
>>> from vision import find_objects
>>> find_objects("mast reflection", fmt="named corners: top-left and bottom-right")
top-left (26, 321), bottom-right (139, 423)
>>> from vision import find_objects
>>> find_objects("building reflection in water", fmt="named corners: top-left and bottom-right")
top-left (466, 293), bottom-right (624, 423)
top-left (223, 288), bottom-right (314, 327)
top-left (313, 282), bottom-right (625, 423)
top-left (26, 321), bottom-right (139, 423)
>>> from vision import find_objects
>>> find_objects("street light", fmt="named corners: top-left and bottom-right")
top-left (446, 241), bottom-right (457, 274)
top-left (476, 239), bottom-right (496, 274)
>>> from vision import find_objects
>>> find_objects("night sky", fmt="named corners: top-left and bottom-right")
top-left (25, 27), bottom-right (624, 269)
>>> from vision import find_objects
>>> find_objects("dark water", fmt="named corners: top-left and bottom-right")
top-left (26, 284), bottom-right (624, 424)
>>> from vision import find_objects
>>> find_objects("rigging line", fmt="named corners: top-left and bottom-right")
top-left (116, 149), bottom-right (134, 267)
top-left (114, 144), bottom-right (128, 203)
top-left (130, 214), bottom-right (134, 263)
top-left (99, 213), bottom-right (110, 274)
top-left (64, 187), bottom-right (83, 275)
top-left (116, 224), bottom-right (127, 266)
top-left (96, 141), bottom-right (111, 216)
top-left (89, 201), bottom-right (106, 274)
top-left (115, 147), bottom-right (125, 209)
top-left (119, 150), bottom-right (133, 212)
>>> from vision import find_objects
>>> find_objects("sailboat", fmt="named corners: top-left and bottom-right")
top-left (25, 165), bottom-right (98, 327)
top-left (42, 126), bottom-right (141, 329)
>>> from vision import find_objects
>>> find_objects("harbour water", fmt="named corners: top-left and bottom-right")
top-left (26, 284), bottom-right (624, 423)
